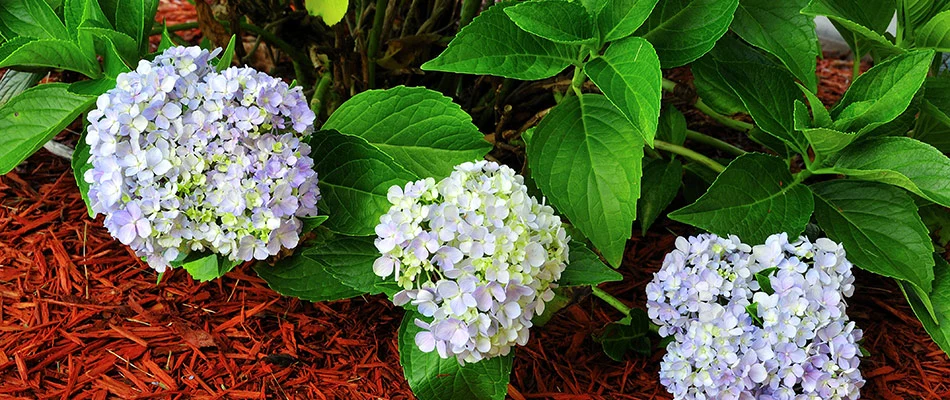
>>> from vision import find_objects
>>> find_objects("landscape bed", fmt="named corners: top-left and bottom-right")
top-left (0, 0), bottom-right (949, 398)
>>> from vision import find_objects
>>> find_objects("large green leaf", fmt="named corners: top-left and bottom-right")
top-left (831, 137), bottom-right (950, 207)
top-left (421, 2), bottom-right (579, 80)
top-left (309, 130), bottom-right (418, 236)
top-left (832, 50), bottom-right (934, 135)
top-left (302, 234), bottom-right (400, 296)
top-left (691, 54), bottom-right (747, 115)
top-left (322, 86), bottom-right (491, 179)
top-left (97, 0), bottom-right (152, 51)
top-left (585, 37), bottom-right (661, 145)
top-left (811, 180), bottom-right (935, 293)
top-left (902, 255), bottom-right (950, 357)
top-left (638, 158), bottom-right (682, 234)
top-left (504, 0), bottom-right (595, 44)
top-left (0, 69), bottom-right (42, 106)
top-left (79, 26), bottom-right (140, 67)
top-left (254, 254), bottom-right (363, 301)
top-left (731, 0), bottom-right (819, 92)
top-left (0, 0), bottom-right (69, 40)
top-left (558, 241), bottom-right (623, 286)
top-left (399, 310), bottom-right (513, 400)
top-left (596, 0), bottom-right (660, 42)
top-left (715, 60), bottom-right (807, 154)
top-left (639, 0), bottom-right (740, 68)
top-left (916, 10), bottom-right (950, 51)
top-left (0, 83), bottom-right (95, 174)
top-left (668, 153), bottom-right (814, 244)
top-left (526, 94), bottom-right (644, 267)
top-left (801, 0), bottom-right (900, 57)
top-left (0, 37), bottom-right (100, 77)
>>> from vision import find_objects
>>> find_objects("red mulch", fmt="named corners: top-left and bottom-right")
top-left (1, 2), bottom-right (949, 398)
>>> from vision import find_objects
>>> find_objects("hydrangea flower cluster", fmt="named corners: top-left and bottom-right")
top-left (373, 161), bottom-right (569, 364)
top-left (84, 46), bottom-right (320, 272)
top-left (646, 233), bottom-right (864, 399)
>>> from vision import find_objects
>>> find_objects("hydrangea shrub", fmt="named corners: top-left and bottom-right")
top-left (647, 233), bottom-right (864, 399)
top-left (84, 46), bottom-right (320, 272)
top-left (374, 160), bottom-right (570, 364)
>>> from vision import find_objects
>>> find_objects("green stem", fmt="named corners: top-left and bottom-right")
top-left (654, 140), bottom-right (726, 173)
top-left (694, 100), bottom-right (754, 132)
top-left (591, 286), bottom-right (631, 316)
top-left (151, 22), bottom-right (199, 35)
top-left (661, 78), bottom-right (753, 133)
top-left (367, 0), bottom-right (388, 89)
top-left (685, 129), bottom-right (746, 156)
top-left (568, 64), bottom-right (585, 98)
top-left (310, 65), bottom-right (333, 117)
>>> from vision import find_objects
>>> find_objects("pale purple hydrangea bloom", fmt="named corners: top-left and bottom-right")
top-left (646, 233), bottom-right (864, 399)
top-left (374, 161), bottom-right (569, 364)
top-left (85, 46), bottom-right (320, 272)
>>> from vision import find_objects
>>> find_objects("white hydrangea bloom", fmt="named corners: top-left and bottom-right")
top-left (374, 161), bottom-right (570, 364)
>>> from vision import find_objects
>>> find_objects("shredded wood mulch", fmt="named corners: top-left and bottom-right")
top-left (2, 1), bottom-right (949, 397)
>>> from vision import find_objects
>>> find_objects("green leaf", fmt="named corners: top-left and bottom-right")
top-left (216, 34), bottom-right (236, 71)
top-left (73, 127), bottom-right (96, 218)
top-left (691, 54), bottom-right (747, 115)
top-left (797, 82), bottom-right (832, 128)
top-left (707, 39), bottom-right (807, 153)
top-left (309, 130), bottom-right (417, 236)
top-left (585, 36), bottom-right (662, 145)
top-left (0, 37), bottom-right (100, 78)
top-left (181, 252), bottom-right (241, 282)
top-left (526, 94), bottom-right (644, 267)
top-left (254, 254), bottom-right (363, 301)
top-left (78, 26), bottom-right (139, 67)
top-left (101, 37), bottom-right (131, 79)
top-left (300, 215), bottom-right (329, 233)
top-left (755, 267), bottom-right (778, 295)
top-left (322, 86), bottom-right (491, 179)
top-left (811, 180), bottom-right (935, 293)
top-left (668, 153), bottom-right (814, 244)
top-left (302, 234), bottom-right (400, 296)
top-left (596, 0), bottom-right (660, 42)
top-left (831, 137), bottom-right (950, 207)
top-left (900, 255), bottom-right (950, 357)
top-left (832, 50), bottom-right (934, 135)
top-left (731, 0), bottom-right (819, 92)
top-left (0, 0), bottom-right (69, 41)
top-left (638, 158), bottom-right (682, 234)
top-left (916, 10), bottom-right (950, 51)
top-left (639, 0), bottom-right (740, 68)
top-left (656, 104), bottom-right (686, 146)
top-left (801, 0), bottom-right (900, 57)
top-left (305, 0), bottom-right (349, 26)
top-left (504, 0), bottom-right (595, 44)
top-left (399, 310), bottom-right (513, 400)
top-left (156, 22), bottom-right (175, 52)
top-left (421, 2), bottom-right (579, 80)
top-left (558, 241), bottom-right (623, 286)
top-left (0, 69), bottom-right (42, 107)
top-left (98, 0), bottom-right (148, 51)
top-left (0, 83), bottom-right (95, 174)
top-left (594, 309), bottom-right (651, 361)
top-left (746, 302), bottom-right (763, 326)
top-left (915, 103), bottom-right (950, 154)
top-left (802, 127), bottom-right (856, 158)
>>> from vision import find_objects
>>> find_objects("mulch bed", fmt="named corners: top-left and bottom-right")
top-left (1, 2), bottom-right (949, 398)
